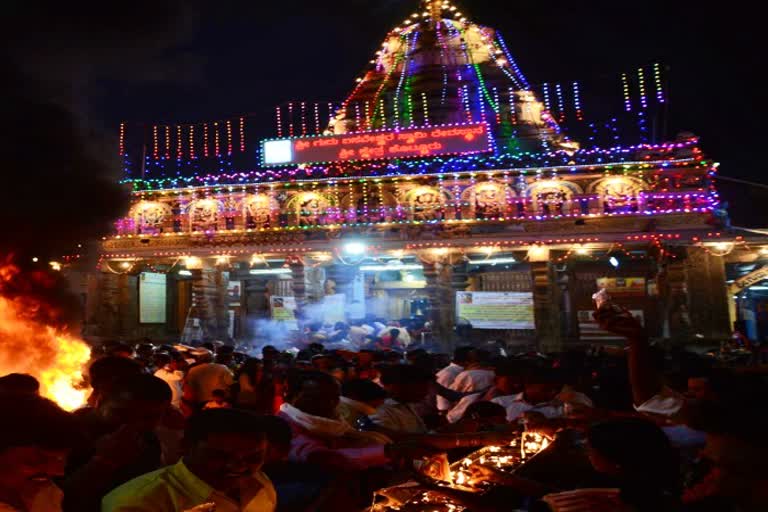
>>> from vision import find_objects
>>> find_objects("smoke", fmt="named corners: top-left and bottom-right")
top-left (0, 1), bottom-right (201, 260)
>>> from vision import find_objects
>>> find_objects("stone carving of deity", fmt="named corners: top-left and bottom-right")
top-left (136, 202), bottom-right (170, 233)
top-left (411, 189), bottom-right (441, 221)
top-left (474, 185), bottom-right (504, 219)
top-left (246, 196), bottom-right (274, 228)
top-left (189, 200), bottom-right (220, 231)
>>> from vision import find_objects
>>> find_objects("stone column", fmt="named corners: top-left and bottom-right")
top-left (325, 264), bottom-right (357, 300)
top-left (244, 279), bottom-right (270, 338)
top-left (289, 262), bottom-right (307, 310)
top-left (98, 272), bottom-right (122, 338)
top-left (189, 268), bottom-right (228, 341)
top-left (685, 247), bottom-right (731, 340)
top-left (658, 257), bottom-right (688, 340)
top-left (423, 261), bottom-right (454, 349)
top-left (531, 262), bottom-right (563, 352)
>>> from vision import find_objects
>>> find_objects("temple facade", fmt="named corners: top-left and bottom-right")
top-left (91, 1), bottom-right (740, 350)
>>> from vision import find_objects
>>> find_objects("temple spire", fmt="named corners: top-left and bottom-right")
top-left (426, 0), bottom-right (443, 23)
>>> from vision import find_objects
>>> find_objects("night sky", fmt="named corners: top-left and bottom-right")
top-left (1, 0), bottom-right (764, 258)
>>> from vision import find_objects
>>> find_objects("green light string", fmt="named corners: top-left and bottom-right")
top-left (456, 24), bottom-right (499, 115)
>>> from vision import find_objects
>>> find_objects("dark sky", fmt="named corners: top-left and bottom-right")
top-left (1, 0), bottom-right (765, 257)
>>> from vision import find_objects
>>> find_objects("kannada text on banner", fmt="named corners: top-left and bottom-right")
top-left (262, 123), bottom-right (492, 166)
top-left (456, 291), bottom-right (535, 330)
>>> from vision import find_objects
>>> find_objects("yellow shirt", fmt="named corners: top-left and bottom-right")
top-left (101, 460), bottom-right (276, 512)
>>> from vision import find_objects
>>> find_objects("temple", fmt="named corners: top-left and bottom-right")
top-left (91, 0), bottom-right (746, 349)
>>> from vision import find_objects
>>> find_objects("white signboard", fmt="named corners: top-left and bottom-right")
top-left (271, 296), bottom-right (298, 331)
top-left (456, 291), bottom-right (535, 330)
top-left (139, 273), bottom-right (167, 324)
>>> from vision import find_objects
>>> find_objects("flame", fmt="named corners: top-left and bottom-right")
top-left (0, 261), bottom-right (91, 410)
top-left (521, 431), bottom-right (552, 460)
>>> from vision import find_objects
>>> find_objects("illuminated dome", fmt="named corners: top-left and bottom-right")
top-left (329, 0), bottom-right (573, 153)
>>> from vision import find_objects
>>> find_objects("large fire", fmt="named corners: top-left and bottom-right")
top-left (0, 261), bottom-right (91, 410)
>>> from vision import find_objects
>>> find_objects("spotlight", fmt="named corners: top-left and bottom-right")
top-left (343, 242), bottom-right (367, 256)
top-left (609, 256), bottom-right (620, 268)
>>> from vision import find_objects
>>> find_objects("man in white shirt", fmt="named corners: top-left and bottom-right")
top-left (370, 365), bottom-right (431, 434)
top-left (446, 362), bottom-right (526, 423)
top-left (348, 322), bottom-right (369, 349)
top-left (435, 347), bottom-right (473, 412)
top-left (449, 350), bottom-right (495, 394)
top-left (493, 368), bottom-right (593, 423)
top-left (154, 353), bottom-right (185, 409)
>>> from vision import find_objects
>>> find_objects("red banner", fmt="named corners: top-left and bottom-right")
top-left (262, 123), bottom-right (492, 166)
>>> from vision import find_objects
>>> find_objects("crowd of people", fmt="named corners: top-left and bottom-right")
top-left (2, 309), bottom-right (767, 512)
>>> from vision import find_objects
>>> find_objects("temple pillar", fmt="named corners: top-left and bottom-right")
top-left (244, 279), bottom-right (270, 338)
top-left (423, 261), bottom-right (454, 349)
top-left (189, 267), bottom-right (228, 341)
top-left (97, 272), bottom-right (122, 337)
top-left (325, 264), bottom-right (358, 302)
top-left (684, 247), bottom-right (731, 340)
top-left (289, 262), bottom-right (307, 311)
top-left (658, 257), bottom-right (688, 340)
top-left (531, 261), bottom-right (563, 352)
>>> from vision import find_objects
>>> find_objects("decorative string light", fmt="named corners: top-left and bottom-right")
top-left (477, 87), bottom-right (487, 123)
top-left (408, 93), bottom-right (416, 126)
top-left (165, 126), bottom-right (171, 159)
top-left (653, 63), bottom-right (665, 103)
top-left (214, 122), bottom-right (221, 156)
top-left (393, 32), bottom-right (413, 129)
top-left (313, 103), bottom-right (321, 134)
top-left (495, 32), bottom-right (530, 89)
top-left (354, 102), bottom-right (362, 128)
top-left (555, 83), bottom-right (565, 122)
top-left (300, 102), bottom-right (307, 136)
top-left (621, 73), bottom-right (632, 112)
top-left (226, 120), bottom-right (233, 155)
top-left (276, 106), bottom-right (283, 137)
top-left (152, 125), bottom-right (159, 159)
top-left (288, 103), bottom-right (294, 137)
top-left (203, 123), bottom-right (210, 157)
top-left (129, 138), bottom-right (708, 191)
top-left (239, 117), bottom-right (246, 152)
top-left (176, 125), bottom-right (183, 159)
top-left (189, 125), bottom-right (196, 159)
top-left (462, 84), bottom-right (472, 121)
top-left (119, 123), bottom-right (126, 156)
top-left (542, 83), bottom-right (552, 112)
top-left (572, 81), bottom-right (583, 121)
top-left (421, 92), bottom-right (430, 125)
top-left (637, 67), bottom-right (648, 109)
top-left (508, 87), bottom-right (517, 124)
top-left (379, 99), bottom-right (387, 128)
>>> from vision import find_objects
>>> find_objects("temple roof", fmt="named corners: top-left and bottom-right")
top-left (328, 0), bottom-right (571, 153)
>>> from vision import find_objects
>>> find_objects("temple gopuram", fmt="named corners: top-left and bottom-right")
top-left (93, 0), bottom-right (745, 350)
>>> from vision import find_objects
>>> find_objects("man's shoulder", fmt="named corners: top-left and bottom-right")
top-left (102, 467), bottom-right (174, 510)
